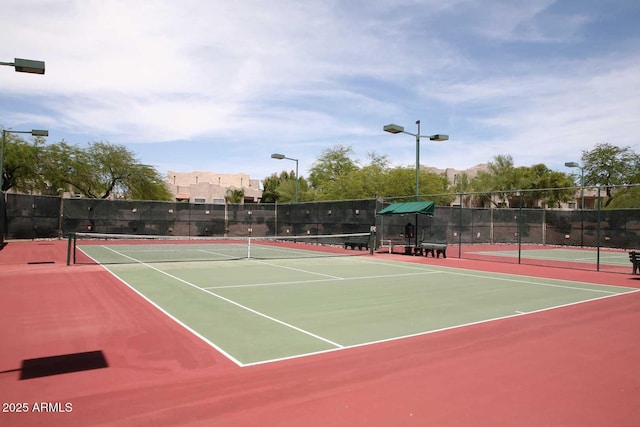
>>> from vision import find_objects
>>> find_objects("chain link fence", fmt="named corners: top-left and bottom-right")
top-left (3, 186), bottom-right (638, 272)
top-left (0, 192), bottom-right (5, 246)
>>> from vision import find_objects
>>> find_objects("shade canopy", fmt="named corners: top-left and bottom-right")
top-left (377, 201), bottom-right (435, 216)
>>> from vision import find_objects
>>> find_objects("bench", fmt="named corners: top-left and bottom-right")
top-left (630, 251), bottom-right (640, 275)
top-left (344, 235), bottom-right (369, 251)
top-left (416, 242), bottom-right (447, 258)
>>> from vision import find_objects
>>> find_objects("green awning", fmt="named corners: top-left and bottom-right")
top-left (377, 201), bottom-right (435, 216)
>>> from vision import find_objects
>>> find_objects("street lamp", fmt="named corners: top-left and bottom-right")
top-left (565, 161), bottom-right (585, 247)
top-left (564, 161), bottom-right (584, 210)
top-left (383, 120), bottom-right (448, 201)
top-left (1, 129), bottom-right (49, 190)
top-left (0, 58), bottom-right (45, 74)
top-left (271, 153), bottom-right (299, 202)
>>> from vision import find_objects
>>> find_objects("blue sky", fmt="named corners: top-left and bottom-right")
top-left (2, 0), bottom-right (639, 185)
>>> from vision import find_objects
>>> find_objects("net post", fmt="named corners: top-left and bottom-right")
top-left (369, 225), bottom-right (376, 255)
top-left (66, 233), bottom-right (74, 266)
top-left (73, 233), bottom-right (78, 264)
top-left (247, 236), bottom-right (251, 260)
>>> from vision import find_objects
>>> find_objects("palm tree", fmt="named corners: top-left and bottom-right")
top-left (225, 188), bottom-right (244, 203)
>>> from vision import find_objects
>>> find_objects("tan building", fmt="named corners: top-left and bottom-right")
top-left (167, 171), bottom-right (263, 204)
top-left (426, 163), bottom-right (489, 184)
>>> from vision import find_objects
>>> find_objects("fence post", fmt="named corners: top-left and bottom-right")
top-left (517, 191), bottom-right (523, 264)
top-left (596, 186), bottom-right (601, 271)
top-left (458, 193), bottom-right (463, 258)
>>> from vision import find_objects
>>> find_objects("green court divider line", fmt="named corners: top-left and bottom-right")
top-left (101, 245), bottom-right (345, 350)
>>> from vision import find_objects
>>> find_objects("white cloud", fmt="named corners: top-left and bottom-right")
top-left (1, 0), bottom-right (639, 181)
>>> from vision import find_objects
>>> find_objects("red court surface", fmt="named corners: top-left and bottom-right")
top-left (1, 240), bottom-right (640, 426)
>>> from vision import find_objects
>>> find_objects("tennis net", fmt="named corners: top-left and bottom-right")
top-left (67, 231), bottom-right (373, 265)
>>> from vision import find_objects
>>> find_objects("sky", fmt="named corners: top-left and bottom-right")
top-left (2, 0), bottom-right (640, 186)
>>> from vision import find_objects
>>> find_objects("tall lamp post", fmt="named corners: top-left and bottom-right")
top-left (384, 121), bottom-right (448, 251)
top-left (564, 162), bottom-right (584, 210)
top-left (0, 58), bottom-right (45, 74)
top-left (383, 121), bottom-right (448, 201)
top-left (1, 129), bottom-right (49, 190)
top-left (271, 153), bottom-right (299, 202)
top-left (564, 161), bottom-right (585, 247)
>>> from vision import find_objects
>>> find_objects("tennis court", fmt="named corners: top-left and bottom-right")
top-left (77, 239), bottom-right (638, 366)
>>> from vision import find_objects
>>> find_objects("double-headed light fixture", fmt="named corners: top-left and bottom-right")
top-left (384, 121), bottom-right (448, 200)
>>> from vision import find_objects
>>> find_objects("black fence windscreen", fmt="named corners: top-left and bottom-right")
top-left (5, 193), bottom-right (61, 239)
top-left (3, 188), bottom-right (640, 273)
top-left (0, 192), bottom-right (5, 246)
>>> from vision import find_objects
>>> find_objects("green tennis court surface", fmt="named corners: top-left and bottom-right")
top-left (469, 248), bottom-right (630, 266)
top-left (80, 244), bottom-right (637, 366)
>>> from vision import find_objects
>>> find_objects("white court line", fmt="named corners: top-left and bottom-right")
top-left (243, 289), bottom-right (640, 367)
top-left (99, 245), bottom-right (345, 350)
top-left (198, 248), bottom-right (243, 260)
top-left (203, 270), bottom-right (440, 290)
top-left (252, 259), bottom-right (344, 280)
top-left (359, 257), bottom-right (637, 294)
top-left (80, 245), bottom-right (640, 367)
top-left (76, 247), bottom-right (244, 367)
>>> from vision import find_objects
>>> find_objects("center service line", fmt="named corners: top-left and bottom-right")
top-left (101, 246), bottom-right (345, 349)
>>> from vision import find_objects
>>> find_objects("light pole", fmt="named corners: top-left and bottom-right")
top-left (565, 161), bottom-right (585, 247)
top-left (0, 58), bottom-right (45, 74)
top-left (1, 129), bottom-right (49, 190)
top-left (383, 121), bottom-right (448, 201)
top-left (564, 161), bottom-right (584, 210)
top-left (271, 153), bottom-right (299, 202)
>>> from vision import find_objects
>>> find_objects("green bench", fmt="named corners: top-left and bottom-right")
top-left (630, 251), bottom-right (640, 275)
top-left (416, 242), bottom-right (447, 258)
top-left (344, 236), bottom-right (370, 251)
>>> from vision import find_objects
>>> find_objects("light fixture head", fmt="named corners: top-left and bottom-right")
top-left (14, 58), bottom-right (45, 74)
top-left (564, 162), bottom-right (580, 168)
top-left (271, 153), bottom-right (285, 160)
top-left (429, 134), bottom-right (449, 141)
top-left (383, 124), bottom-right (404, 134)
top-left (31, 129), bottom-right (48, 137)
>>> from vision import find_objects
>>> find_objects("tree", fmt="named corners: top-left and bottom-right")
top-left (581, 143), bottom-right (640, 206)
top-left (261, 173), bottom-right (281, 203)
top-left (225, 188), bottom-right (244, 203)
top-left (517, 164), bottom-right (574, 208)
top-left (261, 171), bottom-right (310, 203)
top-left (0, 132), bottom-right (46, 192)
top-left (605, 185), bottom-right (640, 209)
top-left (469, 155), bottom-right (574, 208)
top-left (315, 152), bottom-right (390, 201)
top-left (47, 142), bottom-right (173, 200)
top-left (308, 145), bottom-right (358, 193)
top-left (470, 155), bottom-right (516, 207)
top-left (1, 136), bottom-right (173, 200)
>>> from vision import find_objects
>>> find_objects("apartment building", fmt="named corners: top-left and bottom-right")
top-left (167, 171), bottom-right (263, 204)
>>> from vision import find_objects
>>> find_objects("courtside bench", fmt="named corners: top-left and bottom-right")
top-left (344, 235), bottom-right (369, 251)
top-left (630, 251), bottom-right (640, 275)
top-left (416, 242), bottom-right (447, 258)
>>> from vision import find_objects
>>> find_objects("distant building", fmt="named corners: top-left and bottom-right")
top-left (167, 171), bottom-right (262, 204)
top-left (426, 164), bottom-right (489, 185)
